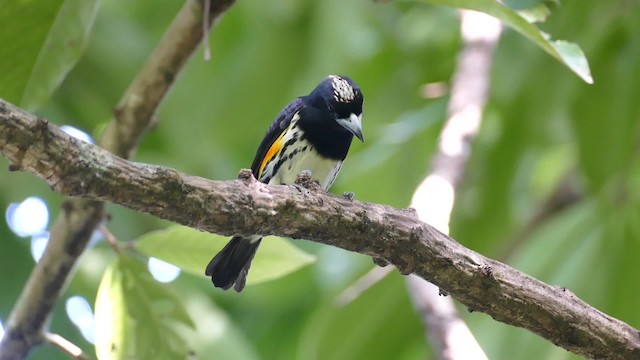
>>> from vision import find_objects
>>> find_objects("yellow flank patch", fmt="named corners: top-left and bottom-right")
top-left (258, 130), bottom-right (287, 179)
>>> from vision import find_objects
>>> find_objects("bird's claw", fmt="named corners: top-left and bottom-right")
top-left (343, 192), bottom-right (355, 201)
top-left (295, 170), bottom-right (321, 191)
top-left (372, 257), bottom-right (389, 267)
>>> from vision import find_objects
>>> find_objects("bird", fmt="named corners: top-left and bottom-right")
top-left (205, 75), bottom-right (364, 292)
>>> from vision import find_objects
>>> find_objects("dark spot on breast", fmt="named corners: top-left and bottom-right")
top-left (272, 156), bottom-right (286, 175)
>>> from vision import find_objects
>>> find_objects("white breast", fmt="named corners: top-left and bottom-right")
top-left (259, 116), bottom-right (344, 190)
top-left (269, 146), bottom-right (343, 190)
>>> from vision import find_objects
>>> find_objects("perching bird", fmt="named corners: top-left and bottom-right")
top-left (206, 75), bottom-right (364, 292)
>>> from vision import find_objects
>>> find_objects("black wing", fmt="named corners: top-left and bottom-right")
top-left (250, 97), bottom-right (305, 178)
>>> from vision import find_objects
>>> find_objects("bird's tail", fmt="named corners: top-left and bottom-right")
top-left (205, 236), bottom-right (262, 292)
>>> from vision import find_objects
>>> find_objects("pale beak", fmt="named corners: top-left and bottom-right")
top-left (337, 113), bottom-right (364, 142)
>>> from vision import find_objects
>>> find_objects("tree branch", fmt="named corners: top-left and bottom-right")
top-left (2, 100), bottom-right (640, 359)
top-left (405, 10), bottom-right (501, 359)
top-left (0, 1), bottom-right (235, 359)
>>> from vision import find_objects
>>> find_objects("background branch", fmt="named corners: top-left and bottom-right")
top-left (499, 173), bottom-right (582, 261)
top-left (0, 1), bottom-right (235, 359)
top-left (1, 99), bottom-right (640, 359)
top-left (405, 10), bottom-right (501, 360)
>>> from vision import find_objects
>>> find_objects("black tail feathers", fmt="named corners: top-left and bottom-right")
top-left (205, 236), bottom-right (262, 292)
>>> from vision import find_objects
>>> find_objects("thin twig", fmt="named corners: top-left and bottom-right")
top-left (203, 0), bottom-right (212, 61)
top-left (44, 333), bottom-right (92, 360)
top-left (499, 173), bottom-right (581, 261)
top-left (335, 266), bottom-right (394, 306)
top-left (100, 226), bottom-right (121, 254)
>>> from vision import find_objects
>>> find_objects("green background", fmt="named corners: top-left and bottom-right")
top-left (1, 0), bottom-right (639, 359)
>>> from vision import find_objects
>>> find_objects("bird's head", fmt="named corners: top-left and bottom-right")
top-left (308, 75), bottom-right (364, 142)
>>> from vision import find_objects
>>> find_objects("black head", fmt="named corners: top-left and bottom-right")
top-left (306, 75), bottom-right (364, 142)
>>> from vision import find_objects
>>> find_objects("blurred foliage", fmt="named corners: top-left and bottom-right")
top-left (412, 0), bottom-right (592, 83)
top-left (0, 0), bottom-right (99, 110)
top-left (0, 0), bottom-right (639, 359)
top-left (135, 226), bottom-right (315, 285)
top-left (95, 256), bottom-right (195, 359)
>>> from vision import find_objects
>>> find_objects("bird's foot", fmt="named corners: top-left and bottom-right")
top-left (343, 192), bottom-right (355, 201)
top-left (372, 257), bottom-right (389, 267)
top-left (237, 168), bottom-right (255, 182)
top-left (295, 170), bottom-right (321, 191)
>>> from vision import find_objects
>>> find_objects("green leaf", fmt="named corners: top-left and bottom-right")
top-left (411, 0), bottom-right (593, 83)
top-left (95, 259), bottom-right (131, 360)
top-left (0, 0), bottom-right (99, 110)
top-left (94, 256), bottom-right (195, 360)
top-left (517, 3), bottom-right (551, 23)
top-left (298, 272), bottom-right (427, 359)
top-left (502, 0), bottom-right (545, 11)
top-left (134, 225), bottom-right (316, 287)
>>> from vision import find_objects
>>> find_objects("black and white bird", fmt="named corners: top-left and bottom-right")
top-left (205, 75), bottom-right (364, 292)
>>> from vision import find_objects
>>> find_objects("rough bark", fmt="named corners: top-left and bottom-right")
top-left (2, 99), bottom-right (640, 360)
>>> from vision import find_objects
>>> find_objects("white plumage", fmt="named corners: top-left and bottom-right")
top-left (259, 116), bottom-right (344, 190)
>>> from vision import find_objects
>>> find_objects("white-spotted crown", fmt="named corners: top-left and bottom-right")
top-left (329, 75), bottom-right (357, 103)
